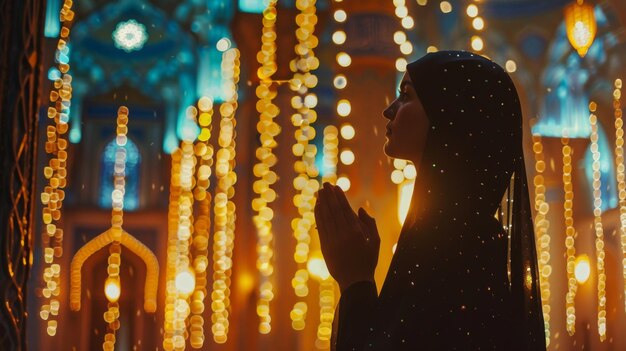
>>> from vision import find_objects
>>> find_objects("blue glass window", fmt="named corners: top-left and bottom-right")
top-left (99, 138), bottom-right (141, 210)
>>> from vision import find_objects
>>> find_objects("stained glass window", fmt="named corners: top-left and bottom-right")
top-left (99, 138), bottom-right (141, 210)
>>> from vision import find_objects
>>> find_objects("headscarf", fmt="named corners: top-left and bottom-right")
top-left (380, 51), bottom-right (545, 349)
top-left (371, 51), bottom-right (546, 350)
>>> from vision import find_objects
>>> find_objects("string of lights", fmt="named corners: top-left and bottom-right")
top-left (163, 148), bottom-right (182, 351)
top-left (39, 0), bottom-right (75, 336)
top-left (531, 134), bottom-right (551, 347)
top-left (332, 0), bottom-right (354, 191)
top-left (588, 102), bottom-right (607, 340)
top-left (253, 0), bottom-right (280, 335)
top-left (101, 106), bottom-right (130, 351)
top-left (289, 0), bottom-right (321, 331)
top-left (211, 47), bottom-right (241, 344)
top-left (613, 78), bottom-right (626, 315)
top-left (562, 136), bottom-right (578, 335)
top-left (189, 96), bottom-right (215, 348)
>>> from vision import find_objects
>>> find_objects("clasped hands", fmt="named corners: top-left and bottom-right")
top-left (314, 182), bottom-right (380, 292)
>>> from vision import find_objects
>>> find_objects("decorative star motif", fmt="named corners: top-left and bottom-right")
top-left (113, 19), bottom-right (148, 52)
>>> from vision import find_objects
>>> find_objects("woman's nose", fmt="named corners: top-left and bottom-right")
top-left (383, 101), bottom-right (396, 120)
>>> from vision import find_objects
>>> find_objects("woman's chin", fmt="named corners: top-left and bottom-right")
top-left (383, 140), bottom-right (396, 158)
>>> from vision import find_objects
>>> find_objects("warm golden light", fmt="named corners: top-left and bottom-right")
top-left (393, 31), bottom-right (406, 45)
top-left (337, 99), bottom-right (351, 117)
top-left (471, 35), bottom-right (484, 51)
top-left (505, 60), bottom-right (517, 73)
top-left (398, 180), bottom-right (414, 224)
top-left (440, 1), bottom-right (452, 13)
top-left (401, 16), bottom-right (414, 29)
top-left (532, 134), bottom-right (551, 346)
top-left (562, 136), bottom-right (578, 336)
top-left (565, 1), bottom-right (597, 57)
top-left (472, 17), bottom-right (484, 30)
top-left (333, 9), bottom-right (347, 22)
top-left (332, 30), bottom-right (346, 45)
top-left (395, 57), bottom-right (407, 72)
top-left (574, 255), bottom-right (590, 284)
top-left (336, 176), bottom-right (350, 191)
top-left (216, 37), bottom-right (231, 52)
top-left (340, 124), bottom-right (355, 140)
top-left (307, 256), bottom-right (330, 281)
top-left (104, 277), bottom-right (121, 302)
top-left (175, 269), bottom-right (196, 296)
top-left (339, 149), bottom-right (355, 165)
top-left (336, 52), bottom-right (352, 67)
top-left (466, 4), bottom-right (478, 17)
top-left (333, 75), bottom-right (347, 89)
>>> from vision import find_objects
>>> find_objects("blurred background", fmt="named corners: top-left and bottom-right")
top-left (1, 0), bottom-right (626, 350)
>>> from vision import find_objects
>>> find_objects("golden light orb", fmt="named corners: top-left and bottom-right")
top-left (340, 124), bottom-right (355, 140)
top-left (104, 277), bottom-right (121, 303)
top-left (334, 10), bottom-right (347, 23)
top-left (175, 269), bottom-right (196, 296)
top-left (471, 36), bottom-right (484, 51)
top-left (574, 255), bottom-right (590, 284)
top-left (337, 99), bottom-right (351, 117)
top-left (336, 52), bottom-right (352, 67)
top-left (307, 255), bottom-right (330, 281)
top-left (505, 60), bottom-right (517, 73)
top-left (440, 1), bottom-right (452, 14)
top-left (472, 17), bottom-right (484, 31)
top-left (466, 4), bottom-right (478, 18)
top-left (332, 31), bottom-right (346, 45)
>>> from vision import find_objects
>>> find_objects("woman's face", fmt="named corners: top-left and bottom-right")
top-left (382, 73), bottom-right (429, 165)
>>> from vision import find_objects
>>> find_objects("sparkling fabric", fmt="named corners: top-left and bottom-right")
top-left (332, 51), bottom-right (545, 350)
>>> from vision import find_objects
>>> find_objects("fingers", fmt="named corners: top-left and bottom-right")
top-left (358, 207), bottom-right (380, 244)
top-left (328, 184), bottom-right (359, 231)
top-left (323, 184), bottom-right (352, 232)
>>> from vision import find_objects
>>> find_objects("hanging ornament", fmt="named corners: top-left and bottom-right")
top-left (564, 0), bottom-right (597, 57)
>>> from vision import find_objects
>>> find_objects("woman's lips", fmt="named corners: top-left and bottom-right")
top-left (386, 127), bottom-right (391, 136)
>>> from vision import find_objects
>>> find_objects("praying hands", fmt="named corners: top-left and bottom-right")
top-left (314, 182), bottom-right (380, 292)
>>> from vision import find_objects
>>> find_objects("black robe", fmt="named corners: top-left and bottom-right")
top-left (332, 51), bottom-right (546, 350)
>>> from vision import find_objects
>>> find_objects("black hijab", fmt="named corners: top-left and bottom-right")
top-left (370, 51), bottom-right (545, 349)
top-left (403, 51), bottom-right (546, 350)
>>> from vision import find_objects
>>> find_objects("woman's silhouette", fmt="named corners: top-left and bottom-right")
top-left (314, 51), bottom-right (546, 350)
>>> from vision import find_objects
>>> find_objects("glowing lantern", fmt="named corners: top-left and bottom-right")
top-left (564, 0), bottom-right (596, 57)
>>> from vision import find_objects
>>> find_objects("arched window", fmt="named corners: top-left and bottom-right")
top-left (99, 138), bottom-right (141, 210)
top-left (584, 123), bottom-right (618, 211)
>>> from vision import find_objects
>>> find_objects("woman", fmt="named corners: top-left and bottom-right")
top-left (314, 51), bottom-right (546, 350)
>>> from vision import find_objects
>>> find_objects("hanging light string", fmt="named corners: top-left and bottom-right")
top-left (613, 78), bottom-right (626, 314)
top-left (39, 0), bottom-right (75, 336)
top-left (211, 47), bottom-right (241, 344)
top-left (101, 106), bottom-right (130, 351)
top-left (289, 0), bottom-right (320, 331)
top-left (315, 278), bottom-right (336, 350)
top-left (253, 0), bottom-right (280, 335)
top-left (562, 136), bottom-right (578, 335)
top-left (531, 134), bottom-right (551, 347)
top-left (332, 0), bottom-right (354, 191)
top-left (172, 106), bottom-right (199, 349)
top-left (466, 1), bottom-right (486, 52)
top-left (163, 147), bottom-right (182, 351)
top-left (588, 101), bottom-right (607, 340)
top-left (189, 96), bottom-right (215, 349)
